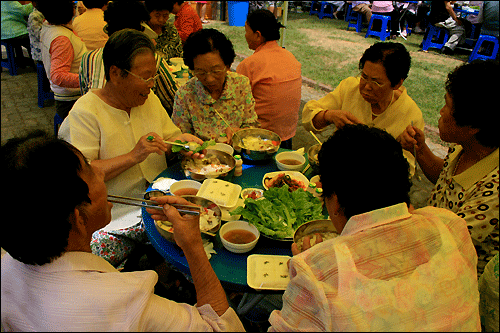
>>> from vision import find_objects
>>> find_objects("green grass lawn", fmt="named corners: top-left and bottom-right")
top-left (209, 11), bottom-right (469, 133)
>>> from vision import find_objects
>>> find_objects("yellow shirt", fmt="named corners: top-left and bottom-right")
top-left (428, 144), bottom-right (499, 278)
top-left (302, 76), bottom-right (424, 175)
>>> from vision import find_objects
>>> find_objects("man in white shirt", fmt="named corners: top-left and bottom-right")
top-left (1, 131), bottom-right (244, 331)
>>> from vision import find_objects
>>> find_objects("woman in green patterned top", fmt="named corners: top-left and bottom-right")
top-left (144, 0), bottom-right (183, 61)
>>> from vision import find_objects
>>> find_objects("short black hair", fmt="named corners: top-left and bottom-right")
top-left (144, 0), bottom-right (174, 13)
top-left (318, 124), bottom-right (412, 219)
top-left (102, 28), bottom-right (155, 81)
top-left (82, 0), bottom-right (108, 9)
top-left (183, 28), bottom-right (236, 70)
top-left (36, 0), bottom-right (75, 25)
top-left (445, 60), bottom-right (499, 148)
top-left (359, 42), bottom-right (412, 87)
top-left (103, 0), bottom-right (150, 37)
top-left (1, 131), bottom-right (91, 265)
top-left (246, 9), bottom-right (285, 42)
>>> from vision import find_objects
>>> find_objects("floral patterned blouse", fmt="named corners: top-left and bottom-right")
top-left (154, 21), bottom-right (183, 61)
top-left (428, 144), bottom-right (499, 278)
top-left (172, 71), bottom-right (260, 141)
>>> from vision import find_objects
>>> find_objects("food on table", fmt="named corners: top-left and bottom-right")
top-left (242, 189), bottom-right (263, 200)
top-left (295, 231), bottom-right (339, 252)
top-left (157, 206), bottom-right (219, 232)
top-left (230, 185), bottom-right (326, 239)
top-left (241, 136), bottom-right (279, 151)
top-left (184, 155), bottom-right (232, 175)
top-left (196, 179), bottom-right (241, 208)
top-left (172, 188), bottom-right (199, 196)
top-left (171, 139), bottom-right (215, 153)
top-left (223, 229), bottom-right (257, 244)
top-left (278, 158), bottom-right (302, 166)
top-left (264, 173), bottom-right (307, 192)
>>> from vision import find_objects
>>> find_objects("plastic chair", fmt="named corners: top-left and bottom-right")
top-left (54, 113), bottom-right (64, 137)
top-left (421, 24), bottom-right (450, 51)
top-left (36, 62), bottom-right (54, 108)
top-left (1, 40), bottom-right (18, 76)
top-left (309, 1), bottom-right (321, 16)
top-left (318, 1), bottom-right (335, 19)
top-left (346, 4), bottom-right (363, 32)
top-left (365, 14), bottom-right (391, 41)
top-left (468, 34), bottom-right (499, 62)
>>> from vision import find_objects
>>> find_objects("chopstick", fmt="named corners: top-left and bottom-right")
top-left (411, 121), bottom-right (421, 181)
top-left (309, 131), bottom-right (322, 145)
top-left (107, 195), bottom-right (201, 216)
top-left (212, 108), bottom-right (241, 142)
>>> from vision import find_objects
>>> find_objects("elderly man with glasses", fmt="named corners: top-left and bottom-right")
top-left (302, 42), bottom-right (424, 177)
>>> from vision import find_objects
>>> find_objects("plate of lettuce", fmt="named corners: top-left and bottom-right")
top-left (229, 184), bottom-right (326, 241)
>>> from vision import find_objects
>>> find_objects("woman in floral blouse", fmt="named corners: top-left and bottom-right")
top-left (399, 60), bottom-right (499, 278)
top-left (172, 28), bottom-right (260, 142)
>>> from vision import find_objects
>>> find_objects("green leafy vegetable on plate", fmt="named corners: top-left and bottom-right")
top-left (172, 139), bottom-right (215, 153)
top-left (230, 185), bottom-right (326, 239)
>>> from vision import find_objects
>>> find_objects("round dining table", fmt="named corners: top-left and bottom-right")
top-left (142, 148), bottom-right (315, 293)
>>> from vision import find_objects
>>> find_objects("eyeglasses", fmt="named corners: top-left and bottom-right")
top-left (123, 69), bottom-right (159, 85)
top-left (191, 68), bottom-right (226, 78)
top-left (357, 72), bottom-right (388, 88)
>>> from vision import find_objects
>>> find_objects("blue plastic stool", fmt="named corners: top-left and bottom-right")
top-left (318, 1), bottom-right (335, 19)
top-left (346, 4), bottom-right (363, 32)
top-left (37, 62), bottom-right (54, 108)
top-left (1, 40), bottom-right (18, 76)
top-left (365, 14), bottom-right (391, 41)
top-left (54, 113), bottom-right (64, 136)
top-left (468, 34), bottom-right (499, 62)
top-left (309, 1), bottom-right (321, 16)
top-left (421, 24), bottom-right (450, 51)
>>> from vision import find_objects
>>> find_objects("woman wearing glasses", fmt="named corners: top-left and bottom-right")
top-left (59, 29), bottom-right (203, 269)
top-left (302, 42), bottom-right (424, 176)
top-left (172, 29), bottom-right (260, 142)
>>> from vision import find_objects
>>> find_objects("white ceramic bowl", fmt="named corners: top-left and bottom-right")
top-left (240, 188), bottom-right (264, 200)
top-left (275, 151), bottom-right (306, 171)
top-left (212, 143), bottom-right (234, 155)
top-left (220, 221), bottom-right (260, 254)
top-left (169, 179), bottom-right (202, 196)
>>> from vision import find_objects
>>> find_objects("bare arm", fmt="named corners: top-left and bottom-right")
top-left (147, 196), bottom-right (229, 316)
top-left (399, 125), bottom-right (444, 184)
top-left (445, 1), bottom-right (462, 25)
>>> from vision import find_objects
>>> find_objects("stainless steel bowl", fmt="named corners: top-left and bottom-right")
top-left (154, 195), bottom-right (222, 242)
top-left (181, 148), bottom-right (236, 181)
top-left (232, 128), bottom-right (281, 162)
top-left (307, 144), bottom-right (321, 173)
top-left (293, 219), bottom-right (339, 251)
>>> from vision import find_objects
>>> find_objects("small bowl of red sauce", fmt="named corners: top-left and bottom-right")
top-left (220, 221), bottom-right (260, 254)
top-left (240, 188), bottom-right (264, 200)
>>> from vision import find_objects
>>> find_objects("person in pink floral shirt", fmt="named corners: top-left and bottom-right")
top-left (269, 124), bottom-right (480, 331)
top-left (172, 29), bottom-right (260, 142)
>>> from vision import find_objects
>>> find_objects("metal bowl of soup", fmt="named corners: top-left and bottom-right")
top-left (232, 128), bottom-right (281, 162)
top-left (154, 195), bottom-right (222, 242)
top-left (181, 149), bottom-right (236, 181)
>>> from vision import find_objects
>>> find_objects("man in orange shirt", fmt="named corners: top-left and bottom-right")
top-left (169, 1), bottom-right (202, 44)
top-left (236, 9), bottom-right (302, 149)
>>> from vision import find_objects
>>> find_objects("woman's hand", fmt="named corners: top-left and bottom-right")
top-left (146, 195), bottom-right (203, 250)
top-left (170, 133), bottom-right (206, 159)
top-left (398, 124), bottom-right (426, 155)
top-left (324, 110), bottom-right (362, 129)
top-left (130, 132), bottom-right (169, 163)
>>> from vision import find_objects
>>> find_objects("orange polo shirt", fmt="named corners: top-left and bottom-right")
top-left (174, 2), bottom-right (202, 44)
top-left (236, 41), bottom-right (302, 141)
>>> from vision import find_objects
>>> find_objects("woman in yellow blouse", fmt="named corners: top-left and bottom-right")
top-left (400, 60), bottom-right (499, 278)
top-left (302, 42), bottom-right (424, 175)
